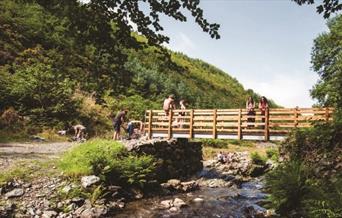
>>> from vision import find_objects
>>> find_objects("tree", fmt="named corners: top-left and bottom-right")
top-left (294, 0), bottom-right (342, 18)
top-left (32, 0), bottom-right (220, 46)
top-left (311, 15), bottom-right (342, 108)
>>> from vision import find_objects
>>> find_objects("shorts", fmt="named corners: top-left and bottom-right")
top-left (113, 122), bottom-right (121, 132)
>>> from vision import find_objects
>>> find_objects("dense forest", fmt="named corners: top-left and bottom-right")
top-left (0, 0), bottom-right (270, 136)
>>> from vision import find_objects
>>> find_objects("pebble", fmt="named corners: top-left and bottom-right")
top-left (193, 197), bottom-right (204, 202)
top-left (81, 175), bottom-right (100, 188)
top-left (5, 188), bottom-right (24, 198)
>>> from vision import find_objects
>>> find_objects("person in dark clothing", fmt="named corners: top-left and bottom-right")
top-left (258, 96), bottom-right (269, 128)
top-left (112, 109), bottom-right (128, 140)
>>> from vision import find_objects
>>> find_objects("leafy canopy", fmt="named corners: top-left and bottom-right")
top-left (310, 15), bottom-right (342, 109)
top-left (294, 0), bottom-right (342, 18)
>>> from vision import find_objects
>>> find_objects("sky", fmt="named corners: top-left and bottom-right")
top-left (152, 0), bottom-right (331, 107)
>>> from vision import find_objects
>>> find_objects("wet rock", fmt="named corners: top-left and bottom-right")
top-left (173, 198), bottom-right (186, 208)
top-left (81, 175), bottom-right (100, 188)
top-left (167, 179), bottom-right (181, 187)
top-left (162, 179), bottom-right (199, 193)
top-left (180, 181), bottom-right (199, 192)
top-left (198, 178), bottom-right (232, 188)
top-left (244, 204), bottom-right (267, 218)
top-left (5, 188), bottom-right (24, 198)
top-left (168, 206), bottom-right (179, 213)
top-left (193, 197), bottom-right (204, 203)
top-left (160, 200), bottom-right (173, 209)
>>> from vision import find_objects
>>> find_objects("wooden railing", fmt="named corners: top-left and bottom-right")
top-left (144, 107), bottom-right (334, 141)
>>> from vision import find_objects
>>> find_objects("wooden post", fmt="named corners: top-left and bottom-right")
top-left (168, 109), bottom-right (173, 139)
top-left (237, 109), bottom-right (242, 140)
top-left (294, 107), bottom-right (299, 127)
top-left (325, 107), bottom-right (330, 122)
top-left (148, 110), bottom-right (152, 139)
top-left (189, 109), bottom-right (194, 139)
top-left (264, 108), bottom-right (269, 141)
top-left (213, 109), bottom-right (217, 139)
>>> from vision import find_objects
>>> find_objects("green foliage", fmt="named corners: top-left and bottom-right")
top-left (199, 139), bottom-right (228, 148)
top-left (0, 0), bottom-right (275, 136)
top-left (265, 160), bottom-right (313, 216)
top-left (266, 148), bottom-right (279, 161)
top-left (59, 139), bottom-right (156, 188)
top-left (311, 15), bottom-right (342, 108)
top-left (266, 160), bottom-right (342, 217)
top-left (304, 176), bottom-right (342, 218)
top-left (250, 152), bottom-right (267, 165)
top-left (294, 0), bottom-right (342, 18)
top-left (283, 121), bottom-right (342, 161)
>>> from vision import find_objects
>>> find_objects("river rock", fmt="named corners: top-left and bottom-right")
top-left (42, 210), bottom-right (58, 218)
top-left (122, 139), bottom-right (203, 181)
top-left (5, 188), bottom-right (24, 198)
top-left (180, 180), bottom-right (199, 192)
top-left (161, 179), bottom-right (199, 193)
top-left (160, 200), bottom-right (173, 209)
top-left (168, 207), bottom-right (179, 213)
top-left (198, 178), bottom-right (232, 188)
top-left (81, 176), bottom-right (100, 188)
top-left (173, 198), bottom-right (186, 208)
top-left (80, 206), bottom-right (108, 218)
top-left (193, 198), bottom-right (204, 203)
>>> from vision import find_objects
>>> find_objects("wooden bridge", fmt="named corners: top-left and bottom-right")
top-left (144, 107), bottom-right (333, 141)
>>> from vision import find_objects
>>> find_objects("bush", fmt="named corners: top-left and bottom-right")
top-left (250, 152), bottom-right (267, 165)
top-left (265, 160), bottom-right (313, 216)
top-left (59, 139), bottom-right (156, 188)
top-left (200, 139), bottom-right (228, 148)
top-left (304, 176), bottom-right (342, 218)
top-left (266, 160), bottom-right (342, 217)
top-left (266, 148), bottom-right (279, 161)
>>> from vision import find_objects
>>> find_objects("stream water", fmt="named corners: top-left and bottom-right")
top-left (115, 177), bottom-right (268, 218)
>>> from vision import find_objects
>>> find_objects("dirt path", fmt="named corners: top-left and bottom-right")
top-left (0, 142), bottom-right (75, 171)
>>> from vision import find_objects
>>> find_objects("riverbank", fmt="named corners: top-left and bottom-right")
top-left (0, 139), bottom-right (278, 217)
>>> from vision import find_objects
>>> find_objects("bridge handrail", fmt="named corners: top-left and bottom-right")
top-left (144, 107), bottom-right (334, 141)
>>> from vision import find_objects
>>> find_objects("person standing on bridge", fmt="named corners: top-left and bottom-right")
top-left (258, 96), bottom-right (269, 128)
top-left (163, 94), bottom-right (176, 116)
top-left (246, 96), bottom-right (255, 128)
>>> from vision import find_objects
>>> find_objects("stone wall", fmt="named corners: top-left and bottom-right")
top-left (124, 138), bottom-right (203, 182)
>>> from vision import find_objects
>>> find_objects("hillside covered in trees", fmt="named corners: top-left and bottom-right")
top-left (0, 0), bottom-right (271, 137)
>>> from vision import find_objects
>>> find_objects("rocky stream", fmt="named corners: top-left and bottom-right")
top-left (0, 139), bottom-right (276, 218)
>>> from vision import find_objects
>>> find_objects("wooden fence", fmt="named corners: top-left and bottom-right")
top-left (144, 107), bottom-right (334, 141)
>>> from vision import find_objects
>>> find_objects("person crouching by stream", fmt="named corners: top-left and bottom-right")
top-left (73, 124), bottom-right (86, 142)
top-left (112, 108), bottom-right (128, 140)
